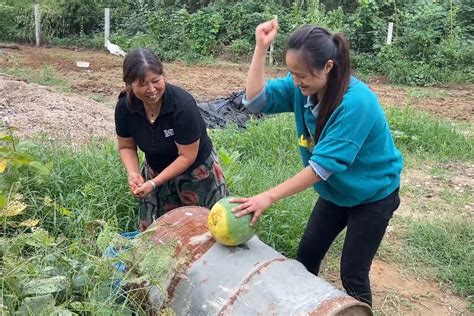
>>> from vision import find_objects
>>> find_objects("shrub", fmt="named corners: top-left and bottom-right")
top-left (229, 39), bottom-right (254, 61)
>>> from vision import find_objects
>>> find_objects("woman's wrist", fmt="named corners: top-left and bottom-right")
top-left (264, 189), bottom-right (278, 204)
top-left (127, 170), bottom-right (140, 177)
top-left (254, 45), bottom-right (268, 57)
top-left (147, 179), bottom-right (157, 190)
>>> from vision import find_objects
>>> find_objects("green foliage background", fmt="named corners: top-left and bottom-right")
top-left (0, 0), bottom-right (472, 85)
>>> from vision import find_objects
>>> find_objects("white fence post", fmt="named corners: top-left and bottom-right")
top-left (269, 42), bottom-right (274, 66)
top-left (386, 22), bottom-right (394, 45)
top-left (34, 4), bottom-right (41, 46)
top-left (104, 8), bottom-right (110, 46)
top-left (268, 15), bottom-right (278, 66)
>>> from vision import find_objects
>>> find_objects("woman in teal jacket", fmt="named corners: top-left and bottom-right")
top-left (232, 19), bottom-right (403, 307)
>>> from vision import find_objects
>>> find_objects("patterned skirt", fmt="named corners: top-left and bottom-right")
top-left (138, 150), bottom-right (229, 231)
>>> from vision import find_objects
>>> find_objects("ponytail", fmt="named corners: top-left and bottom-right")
top-left (314, 33), bottom-right (351, 143)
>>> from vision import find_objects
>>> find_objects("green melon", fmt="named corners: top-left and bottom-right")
top-left (208, 196), bottom-right (258, 246)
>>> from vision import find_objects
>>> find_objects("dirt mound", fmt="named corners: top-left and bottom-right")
top-left (0, 76), bottom-right (115, 146)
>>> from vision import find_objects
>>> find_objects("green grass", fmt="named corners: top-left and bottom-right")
top-left (1, 64), bottom-right (71, 92)
top-left (404, 219), bottom-right (473, 303)
top-left (406, 87), bottom-right (449, 100)
top-left (440, 187), bottom-right (472, 211)
top-left (371, 207), bottom-right (473, 309)
top-left (17, 139), bottom-right (136, 237)
top-left (386, 106), bottom-right (473, 161)
top-left (89, 93), bottom-right (112, 105)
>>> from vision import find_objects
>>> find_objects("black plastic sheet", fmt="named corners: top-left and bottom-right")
top-left (197, 91), bottom-right (262, 129)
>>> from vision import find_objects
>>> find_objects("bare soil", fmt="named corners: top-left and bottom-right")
top-left (399, 162), bottom-right (474, 220)
top-left (370, 260), bottom-right (468, 315)
top-left (0, 45), bottom-right (472, 314)
top-left (323, 259), bottom-right (469, 315)
top-left (372, 83), bottom-right (473, 122)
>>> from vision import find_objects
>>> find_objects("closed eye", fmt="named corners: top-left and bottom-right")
top-left (289, 71), bottom-right (307, 80)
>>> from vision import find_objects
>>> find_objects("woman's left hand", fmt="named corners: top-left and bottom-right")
top-left (134, 181), bottom-right (155, 198)
top-left (231, 192), bottom-right (273, 226)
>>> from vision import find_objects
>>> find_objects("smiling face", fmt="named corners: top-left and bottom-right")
top-left (286, 49), bottom-right (333, 97)
top-left (130, 71), bottom-right (165, 107)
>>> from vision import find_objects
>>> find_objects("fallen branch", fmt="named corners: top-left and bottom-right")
top-left (0, 44), bottom-right (20, 49)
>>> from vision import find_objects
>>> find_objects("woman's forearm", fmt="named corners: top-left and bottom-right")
top-left (245, 46), bottom-right (268, 100)
top-left (119, 148), bottom-right (140, 175)
top-left (267, 166), bottom-right (321, 203)
top-left (151, 155), bottom-right (195, 186)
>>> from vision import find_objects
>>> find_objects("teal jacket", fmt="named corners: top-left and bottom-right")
top-left (244, 74), bottom-right (403, 207)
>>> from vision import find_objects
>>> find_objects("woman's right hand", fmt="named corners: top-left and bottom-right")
top-left (255, 19), bottom-right (279, 50)
top-left (128, 172), bottom-right (144, 197)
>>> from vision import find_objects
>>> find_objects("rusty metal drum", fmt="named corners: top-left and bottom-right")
top-left (137, 206), bottom-right (372, 316)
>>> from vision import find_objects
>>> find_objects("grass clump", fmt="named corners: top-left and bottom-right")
top-left (1, 64), bottom-right (71, 92)
top-left (387, 106), bottom-right (473, 161)
top-left (17, 139), bottom-right (136, 237)
top-left (404, 219), bottom-right (473, 306)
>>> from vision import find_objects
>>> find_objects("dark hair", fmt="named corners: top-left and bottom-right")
top-left (122, 48), bottom-right (164, 111)
top-left (287, 26), bottom-right (351, 144)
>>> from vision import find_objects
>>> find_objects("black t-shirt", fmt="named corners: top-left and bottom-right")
top-left (115, 83), bottom-right (212, 173)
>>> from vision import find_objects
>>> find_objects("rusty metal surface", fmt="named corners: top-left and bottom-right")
top-left (218, 258), bottom-right (287, 315)
top-left (310, 297), bottom-right (373, 316)
top-left (147, 206), bottom-right (215, 262)
top-left (145, 206), bottom-right (216, 302)
top-left (134, 206), bottom-right (372, 315)
top-left (169, 236), bottom-right (286, 315)
top-left (168, 234), bottom-right (372, 316)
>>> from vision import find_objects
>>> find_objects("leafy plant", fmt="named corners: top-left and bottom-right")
top-left (216, 146), bottom-right (242, 189)
top-left (343, 0), bottom-right (385, 53)
top-left (0, 126), bottom-right (50, 210)
top-left (2, 0), bottom-right (472, 85)
top-left (188, 8), bottom-right (223, 57)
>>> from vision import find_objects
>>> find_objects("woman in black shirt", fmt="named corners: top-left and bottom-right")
top-left (115, 48), bottom-right (228, 231)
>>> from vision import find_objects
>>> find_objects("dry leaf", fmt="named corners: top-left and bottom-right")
top-left (0, 200), bottom-right (27, 217)
top-left (43, 196), bottom-right (53, 207)
top-left (0, 159), bottom-right (7, 173)
top-left (19, 219), bottom-right (40, 227)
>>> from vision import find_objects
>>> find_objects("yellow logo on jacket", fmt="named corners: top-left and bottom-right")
top-left (298, 134), bottom-right (313, 150)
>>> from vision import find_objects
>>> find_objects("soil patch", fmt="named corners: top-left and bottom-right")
top-left (322, 259), bottom-right (469, 315)
top-left (400, 162), bottom-right (474, 220)
top-left (0, 76), bottom-right (114, 146)
top-left (372, 84), bottom-right (474, 122)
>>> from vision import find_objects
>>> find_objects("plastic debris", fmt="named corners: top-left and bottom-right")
top-left (197, 91), bottom-right (263, 129)
top-left (75, 61), bottom-right (90, 68)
